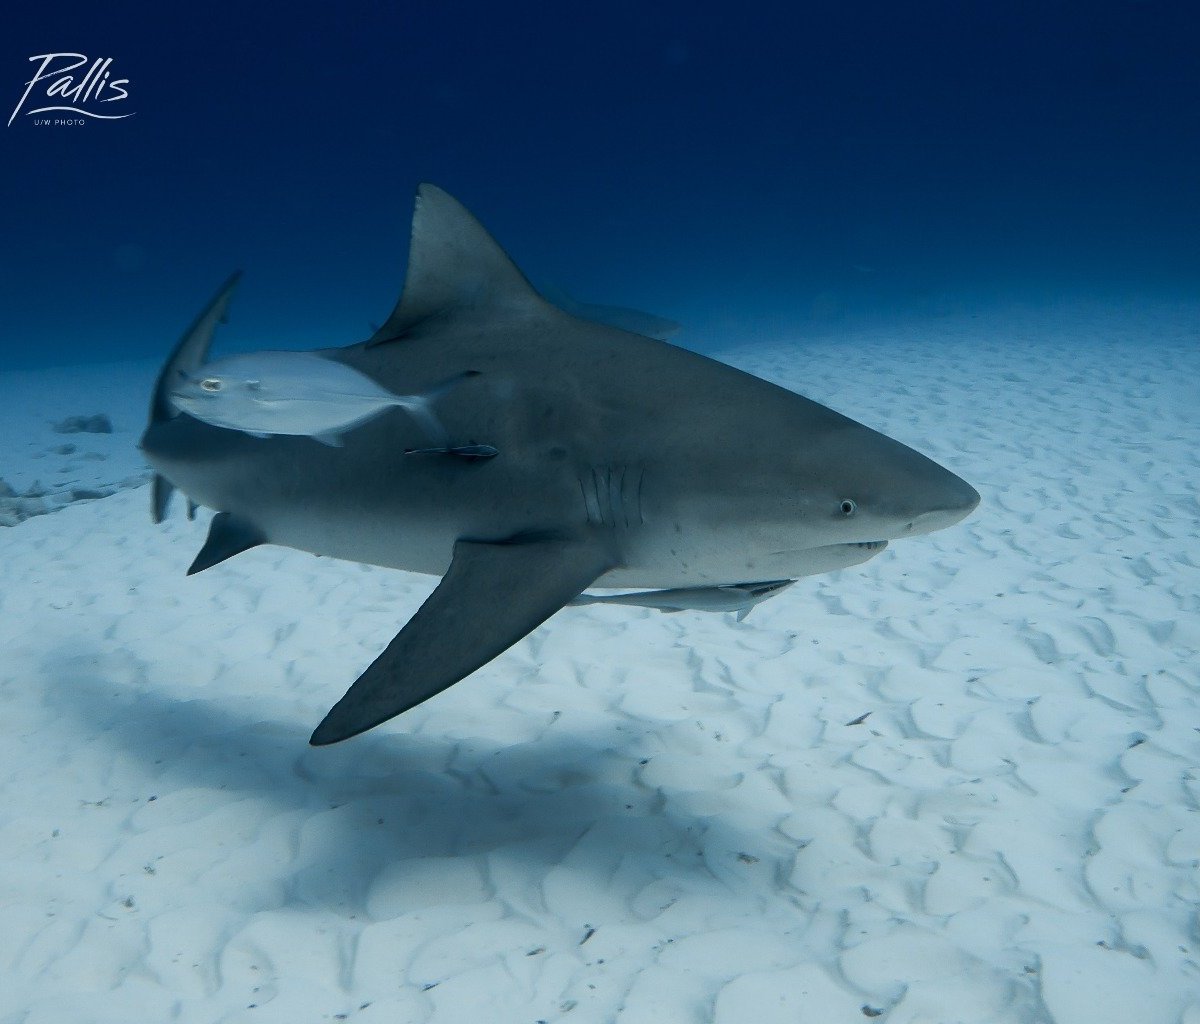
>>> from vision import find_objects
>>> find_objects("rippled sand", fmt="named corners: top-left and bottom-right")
top-left (2, 303), bottom-right (1197, 1023)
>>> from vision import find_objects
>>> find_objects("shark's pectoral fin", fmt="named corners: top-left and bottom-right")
top-left (187, 512), bottom-right (267, 575)
top-left (310, 536), bottom-right (615, 745)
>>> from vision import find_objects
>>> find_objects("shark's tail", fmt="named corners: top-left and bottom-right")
top-left (144, 272), bottom-right (242, 523)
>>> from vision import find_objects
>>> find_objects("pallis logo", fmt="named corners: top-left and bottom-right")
top-left (9, 53), bottom-right (134, 127)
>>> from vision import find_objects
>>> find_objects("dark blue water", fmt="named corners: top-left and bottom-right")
top-left (3, 1), bottom-right (1197, 369)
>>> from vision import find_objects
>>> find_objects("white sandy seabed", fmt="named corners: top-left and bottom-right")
top-left (0, 303), bottom-right (1198, 1024)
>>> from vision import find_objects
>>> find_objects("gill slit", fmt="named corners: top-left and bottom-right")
top-left (579, 464), bottom-right (644, 529)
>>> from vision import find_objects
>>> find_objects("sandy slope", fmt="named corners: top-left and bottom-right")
top-left (1, 304), bottom-right (1198, 1024)
top-left (0, 359), bottom-right (155, 525)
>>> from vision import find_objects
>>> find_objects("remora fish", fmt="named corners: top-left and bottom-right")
top-left (571, 579), bottom-right (798, 621)
top-left (169, 350), bottom-right (457, 447)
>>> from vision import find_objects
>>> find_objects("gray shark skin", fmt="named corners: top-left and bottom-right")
top-left (140, 184), bottom-right (979, 746)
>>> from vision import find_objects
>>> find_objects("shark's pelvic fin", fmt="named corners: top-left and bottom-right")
top-left (310, 536), bottom-right (615, 744)
top-left (187, 512), bottom-right (267, 576)
top-left (366, 184), bottom-right (549, 346)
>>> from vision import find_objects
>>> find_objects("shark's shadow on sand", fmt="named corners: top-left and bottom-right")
top-left (43, 649), bottom-right (801, 916)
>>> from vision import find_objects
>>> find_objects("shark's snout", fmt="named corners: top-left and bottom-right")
top-left (904, 475), bottom-right (980, 536)
top-left (847, 428), bottom-right (980, 541)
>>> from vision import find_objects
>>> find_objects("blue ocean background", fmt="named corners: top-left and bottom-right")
top-left (2, 1), bottom-right (1198, 369)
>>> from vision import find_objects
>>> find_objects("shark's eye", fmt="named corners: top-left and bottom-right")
top-left (839, 499), bottom-right (857, 516)
top-left (200, 378), bottom-right (222, 392)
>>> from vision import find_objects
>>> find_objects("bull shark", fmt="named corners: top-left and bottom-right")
top-left (140, 184), bottom-right (979, 746)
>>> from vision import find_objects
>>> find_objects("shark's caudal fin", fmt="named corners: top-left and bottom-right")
top-left (148, 271), bottom-right (242, 426)
top-left (366, 184), bottom-right (549, 346)
top-left (146, 271), bottom-right (242, 523)
top-left (151, 475), bottom-right (175, 525)
top-left (310, 536), bottom-right (615, 744)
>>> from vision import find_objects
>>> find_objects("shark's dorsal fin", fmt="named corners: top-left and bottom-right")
top-left (366, 184), bottom-right (547, 345)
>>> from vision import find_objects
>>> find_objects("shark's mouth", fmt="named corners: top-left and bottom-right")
top-left (766, 540), bottom-right (889, 560)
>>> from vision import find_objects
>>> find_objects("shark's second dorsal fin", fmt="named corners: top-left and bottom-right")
top-left (367, 184), bottom-right (547, 345)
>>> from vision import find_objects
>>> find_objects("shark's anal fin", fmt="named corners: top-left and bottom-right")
top-left (310, 536), bottom-right (615, 745)
top-left (186, 512), bottom-right (267, 576)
